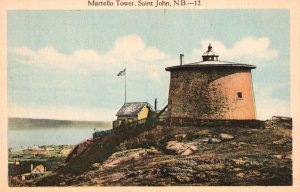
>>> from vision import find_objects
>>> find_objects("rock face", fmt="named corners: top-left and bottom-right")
top-left (219, 133), bottom-right (234, 141)
top-left (166, 141), bottom-right (197, 155)
top-left (101, 148), bottom-right (159, 169)
top-left (174, 134), bottom-right (187, 141)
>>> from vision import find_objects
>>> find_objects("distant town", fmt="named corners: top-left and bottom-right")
top-left (9, 144), bottom-right (74, 184)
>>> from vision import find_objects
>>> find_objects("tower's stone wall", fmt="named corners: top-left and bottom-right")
top-left (167, 67), bottom-right (256, 120)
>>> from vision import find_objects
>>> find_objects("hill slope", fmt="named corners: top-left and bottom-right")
top-left (21, 121), bottom-right (292, 186)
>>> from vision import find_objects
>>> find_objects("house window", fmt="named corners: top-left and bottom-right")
top-left (237, 92), bottom-right (243, 99)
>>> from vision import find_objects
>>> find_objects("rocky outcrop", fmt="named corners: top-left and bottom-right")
top-left (166, 141), bottom-right (197, 155)
top-left (219, 133), bottom-right (234, 141)
top-left (101, 148), bottom-right (160, 169)
top-left (33, 123), bottom-right (292, 186)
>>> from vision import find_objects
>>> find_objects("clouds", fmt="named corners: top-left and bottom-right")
top-left (189, 37), bottom-right (279, 65)
top-left (113, 35), bottom-right (168, 63)
top-left (9, 34), bottom-right (172, 85)
top-left (9, 34), bottom-right (170, 73)
top-left (9, 35), bottom-right (281, 79)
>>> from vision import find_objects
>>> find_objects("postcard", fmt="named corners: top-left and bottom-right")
top-left (1, 0), bottom-right (299, 191)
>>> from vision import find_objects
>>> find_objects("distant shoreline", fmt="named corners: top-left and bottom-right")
top-left (8, 117), bottom-right (112, 130)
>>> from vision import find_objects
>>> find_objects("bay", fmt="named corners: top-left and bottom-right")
top-left (8, 127), bottom-right (108, 148)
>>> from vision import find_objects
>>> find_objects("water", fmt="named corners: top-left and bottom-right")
top-left (8, 127), bottom-right (108, 148)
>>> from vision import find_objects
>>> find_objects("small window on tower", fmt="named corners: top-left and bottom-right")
top-left (237, 92), bottom-right (243, 99)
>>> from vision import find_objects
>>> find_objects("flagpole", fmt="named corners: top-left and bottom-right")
top-left (118, 68), bottom-right (127, 103)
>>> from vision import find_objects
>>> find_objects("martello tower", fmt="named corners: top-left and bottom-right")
top-left (165, 44), bottom-right (256, 122)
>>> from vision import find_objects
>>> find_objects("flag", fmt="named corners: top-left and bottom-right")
top-left (117, 68), bottom-right (126, 76)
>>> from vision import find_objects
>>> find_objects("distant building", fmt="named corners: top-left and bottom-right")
top-left (165, 44), bottom-right (256, 123)
top-left (113, 102), bottom-right (153, 128)
top-left (20, 173), bottom-right (32, 181)
top-left (20, 164), bottom-right (46, 181)
top-left (27, 145), bottom-right (40, 151)
top-left (45, 147), bottom-right (55, 151)
top-left (31, 164), bottom-right (45, 173)
top-left (60, 148), bottom-right (71, 156)
top-left (31, 149), bottom-right (49, 155)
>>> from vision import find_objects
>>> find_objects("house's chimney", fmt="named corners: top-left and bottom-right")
top-left (180, 54), bottom-right (184, 65)
top-left (154, 98), bottom-right (157, 111)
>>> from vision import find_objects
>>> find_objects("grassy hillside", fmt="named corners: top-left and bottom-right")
top-left (28, 120), bottom-right (292, 186)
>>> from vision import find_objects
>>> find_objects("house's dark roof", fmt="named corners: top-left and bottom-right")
top-left (116, 102), bottom-right (153, 117)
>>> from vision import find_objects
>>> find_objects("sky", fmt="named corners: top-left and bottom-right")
top-left (7, 10), bottom-right (290, 121)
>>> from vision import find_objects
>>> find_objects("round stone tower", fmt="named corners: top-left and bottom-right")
top-left (165, 44), bottom-right (256, 122)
